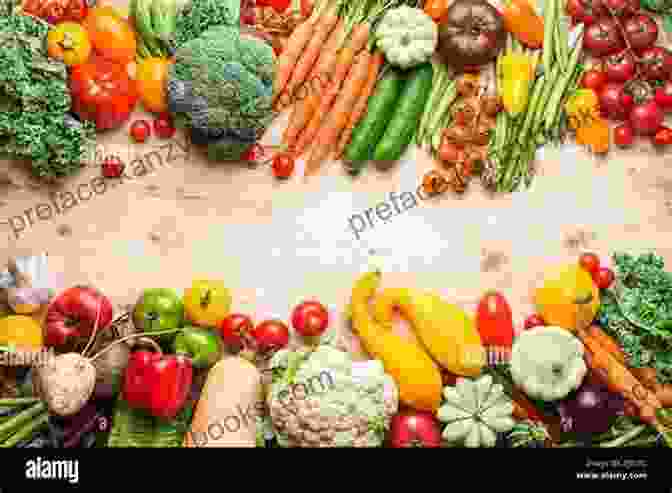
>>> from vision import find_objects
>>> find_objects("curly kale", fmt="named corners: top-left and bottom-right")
top-left (173, 0), bottom-right (240, 48)
top-left (0, 8), bottom-right (95, 179)
top-left (597, 252), bottom-right (672, 384)
top-left (167, 25), bottom-right (276, 161)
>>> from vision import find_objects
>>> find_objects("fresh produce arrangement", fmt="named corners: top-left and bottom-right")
top-left (2, 249), bottom-right (671, 448)
top-left (3, 0), bottom-right (669, 189)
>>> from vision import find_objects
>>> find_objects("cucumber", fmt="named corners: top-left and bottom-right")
top-left (343, 68), bottom-right (406, 171)
top-left (373, 64), bottom-right (434, 162)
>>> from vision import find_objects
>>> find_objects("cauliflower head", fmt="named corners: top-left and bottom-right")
top-left (266, 345), bottom-right (399, 447)
top-left (167, 25), bottom-right (276, 161)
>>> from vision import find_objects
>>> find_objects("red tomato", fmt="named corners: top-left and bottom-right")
top-left (291, 301), bottom-right (329, 337)
top-left (581, 70), bottom-right (608, 91)
top-left (475, 291), bottom-right (514, 347)
top-left (654, 81), bottom-right (672, 112)
top-left (654, 126), bottom-right (672, 146)
top-left (272, 153), bottom-right (295, 178)
top-left (523, 314), bottom-right (546, 330)
top-left (218, 314), bottom-right (254, 347)
top-left (251, 319), bottom-right (290, 353)
top-left (102, 155), bottom-right (125, 178)
top-left (593, 267), bottom-right (615, 289)
top-left (579, 252), bottom-right (601, 275)
top-left (614, 124), bottom-right (634, 148)
top-left (69, 58), bottom-right (138, 131)
top-left (130, 120), bottom-right (151, 143)
top-left (153, 116), bottom-right (176, 139)
top-left (242, 144), bottom-right (265, 163)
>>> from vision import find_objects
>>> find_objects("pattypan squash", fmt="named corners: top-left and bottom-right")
top-left (376, 6), bottom-right (438, 69)
top-left (437, 374), bottom-right (515, 447)
top-left (510, 326), bottom-right (587, 402)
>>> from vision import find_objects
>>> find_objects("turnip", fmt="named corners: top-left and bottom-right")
top-left (32, 353), bottom-right (96, 417)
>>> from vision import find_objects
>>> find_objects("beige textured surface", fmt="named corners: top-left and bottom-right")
top-left (2, 2), bottom-right (672, 357)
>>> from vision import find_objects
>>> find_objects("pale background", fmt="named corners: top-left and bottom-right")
top-left (2, 2), bottom-right (672, 356)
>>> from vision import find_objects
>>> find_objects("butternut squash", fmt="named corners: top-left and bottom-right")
top-left (184, 356), bottom-right (263, 447)
top-left (348, 271), bottom-right (442, 411)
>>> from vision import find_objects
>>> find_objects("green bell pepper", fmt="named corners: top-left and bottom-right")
top-left (172, 326), bottom-right (222, 369)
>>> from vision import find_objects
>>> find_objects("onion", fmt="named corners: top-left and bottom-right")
top-left (558, 383), bottom-right (625, 435)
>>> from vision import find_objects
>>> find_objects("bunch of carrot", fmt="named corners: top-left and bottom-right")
top-left (572, 323), bottom-right (670, 443)
top-left (272, 0), bottom-right (403, 176)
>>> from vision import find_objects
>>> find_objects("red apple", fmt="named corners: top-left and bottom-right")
top-left (45, 286), bottom-right (113, 348)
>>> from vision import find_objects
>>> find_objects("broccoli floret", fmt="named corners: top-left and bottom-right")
top-left (173, 0), bottom-right (240, 47)
top-left (167, 24), bottom-right (276, 161)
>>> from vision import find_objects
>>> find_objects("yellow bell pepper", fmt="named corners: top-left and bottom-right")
top-left (565, 89), bottom-right (600, 129)
top-left (46, 22), bottom-right (92, 67)
top-left (500, 53), bottom-right (535, 117)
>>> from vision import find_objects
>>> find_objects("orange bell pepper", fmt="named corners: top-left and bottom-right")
top-left (502, 0), bottom-right (545, 49)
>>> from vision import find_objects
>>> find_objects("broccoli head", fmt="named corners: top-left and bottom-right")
top-left (167, 25), bottom-right (276, 161)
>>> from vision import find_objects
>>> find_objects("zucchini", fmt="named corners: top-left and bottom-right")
top-left (344, 68), bottom-right (406, 172)
top-left (373, 64), bottom-right (434, 162)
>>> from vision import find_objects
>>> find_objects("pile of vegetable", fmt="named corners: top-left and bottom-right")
top-left (2, 247), bottom-right (672, 448)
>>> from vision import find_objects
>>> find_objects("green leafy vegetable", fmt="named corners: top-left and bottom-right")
top-left (597, 252), bottom-right (672, 385)
top-left (173, 0), bottom-right (240, 48)
top-left (0, 4), bottom-right (95, 179)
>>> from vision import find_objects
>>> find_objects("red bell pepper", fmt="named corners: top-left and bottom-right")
top-left (123, 345), bottom-right (193, 420)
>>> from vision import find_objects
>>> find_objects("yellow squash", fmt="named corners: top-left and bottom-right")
top-left (373, 288), bottom-right (485, 377)
top-left (349, 271), bottom-right (442, 411)
top-left (500, 53), bottom-right (535, 117)
top-left (534, 263), bottom-right (600, 332)
top-left (0, 315), bottom-right (43, 349)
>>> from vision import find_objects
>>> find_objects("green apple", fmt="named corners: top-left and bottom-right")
top-left (172, 326), bottom-right (222, 369)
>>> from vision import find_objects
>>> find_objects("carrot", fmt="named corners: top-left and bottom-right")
top-left (335, 50), bottom-right (384, 159)
top-left (319, 22), bottom-right (371, 94)
top-left (282, 0), bottom-right (342, 108)
top-left (308, 17), bottom-right (346, 85)
top-left (272, 15), bottom-right (318, 106)
top-left (304, 50), bottom-right (372, 176)
top-left (586, 325), bottom-right (627, 365)
top-left (578, 329), bottom-right (662, 425)
top-left (292, 82), bottom-right (341, 156)
top-left (281, 16), bottom-right (349, 145)
top-left (656, 384), bottom-right (672, 407)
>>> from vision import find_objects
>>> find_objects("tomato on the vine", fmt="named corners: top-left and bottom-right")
top-left (272, 153), bottom-right (295, 178)
top-left (291, 301), bottom-right (329, 337)
top-left (581, 69), bottom-right (608, 91)
top-left (593, 267), bottom-right (615, 290)
top-left (251, 320), bottom-right (290, 353)
top-left (579, 252), bottom-right (601, 275)
top-left (218, 314), bottom-right (254, 347)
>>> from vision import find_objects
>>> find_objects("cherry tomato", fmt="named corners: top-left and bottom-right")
top-left (475, 291), bottom-right (514, 347)
top-left (251, 319), bottom-right (290, 353)
top-left (291, 301), bottom-right (329, 337)
top-left (241, 143), bottom-right (265, 163)
top-left (272, 153), bottom-right (295, 178)
top-left (130, 120), bottom-right (151, 143)
top-left (654, 126), bottom-right (672, 146)
top-left (523, 314), bottom-right (546, 330)
top-left (153, 115), bottom-right (176, 139)
top-left (218, 313), bottom-right (254, 347)
top-left (579, 252), bottom-right (601, 275)
top-left (614, 124), bottom-right (634, 148)
top-left (101, 155), bottom-right (125, 178)
top-left (654, 81), bottom-right (672, 112)
top-left (581, 69), bottom-right (608, 92)
top-left (593, 267), bottom-right (615, 289)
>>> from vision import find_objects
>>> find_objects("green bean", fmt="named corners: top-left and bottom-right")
top-left (530, 64), bottom-right (563, 133)
top-left (426, 82), bottom-right (457, 145)
top-left (518, 75), bottom-right (546, 144)
top-left (0, 402), bottom-right (46, 441)
top-left (0, 398), bottom-right (40, 407)
top-left (557, 4), bottom-right (570, 65)
top-left (553, 25), bottom-right (566, 71)
top-left (542, 0), bottom-right (557, 74)
top-left (418, 62), bottom-right (447, 141)
top-left (544, 32), bottom-right (584, 131)
top-left (1, 412), bottom-right (48, 448)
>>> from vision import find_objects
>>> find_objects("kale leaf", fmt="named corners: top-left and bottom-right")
top-left (597, 252), bottom-right (672, 384)
top-left (0, 7), bottom-right (95, 179)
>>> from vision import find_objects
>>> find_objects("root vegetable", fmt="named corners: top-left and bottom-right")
top-left (32, 353), bottom-right (96, 417)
